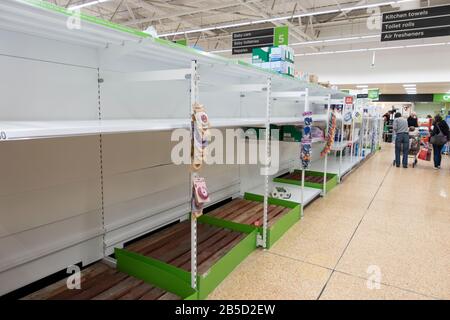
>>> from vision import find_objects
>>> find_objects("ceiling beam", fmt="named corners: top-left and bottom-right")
top-left (122, 0), bottom-right (261, 26)
top-left (126, 0), bottom-right (216, 36)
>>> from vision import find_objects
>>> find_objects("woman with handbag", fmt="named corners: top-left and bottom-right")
top-left (430, 115), bottom-right (450, 169)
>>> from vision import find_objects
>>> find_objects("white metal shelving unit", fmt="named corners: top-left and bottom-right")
top-left (0, 0), bottom-right (348, 295)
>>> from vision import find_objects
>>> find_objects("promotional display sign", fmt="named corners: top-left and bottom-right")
top-left (232, 26), bottom-right (288, 54)
top-left (343, 103), bottom-right (353, 125)
top-left (381, 4), bottom-right (450, 42)
top-left (301, 111), bottom-right (313, 169)
top-left (345, 96), bottom-right (354, 105)
top-left (433, 93), bottom-right (450, 103)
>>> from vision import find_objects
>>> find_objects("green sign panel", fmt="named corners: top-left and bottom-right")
top-left (274, 26), bottom-right (289, 46)
top-left (368, 88), bottom-right (380, 101)
top-left (433, 94), bottom-right (450, 102)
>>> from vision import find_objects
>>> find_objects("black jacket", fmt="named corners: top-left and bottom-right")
top-left (407, 117), bottom-right (418, 127)
top-left (431, 120), bottom-right (450, 139)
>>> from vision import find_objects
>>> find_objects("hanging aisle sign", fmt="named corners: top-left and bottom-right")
top-left (368, 89), bottom-right (380, 101)
top-left (232, 26), bottom-right (289, 55)
top-left (381, 4), bottom-right (450, 42)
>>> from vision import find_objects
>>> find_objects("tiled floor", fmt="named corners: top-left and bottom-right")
top-left (208, 144), bottom-right (450, 300)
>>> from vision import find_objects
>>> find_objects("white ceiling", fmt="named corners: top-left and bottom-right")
top-left (51, 0), bottom-right (450, 54)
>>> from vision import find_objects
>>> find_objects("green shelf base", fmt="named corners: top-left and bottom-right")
top-left (115, 221), bottom-right (258, 300)
top-left (200, 195), bottom-right (301, 249)
top-left (243, 193), bottom-right (301, 249)
top-left (273, 169), bottom-right (338, 193)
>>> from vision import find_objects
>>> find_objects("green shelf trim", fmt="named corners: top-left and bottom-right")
top-left (243, 192), bottom-right (301, 248)
top-left (115, 248), bottom-right (196, 299)
top-left (266, 204), bottom-right (300, 247)
top-left (196, 229), bottom-right (258, 300)
top-left (243, 192), bottom-right (298, 209)
top-left (198, 214), bottom-right (257, 234)
top-left (115, 220), bottom-right (257, 300)
top-left (273, 169), bottom-right (338, 192)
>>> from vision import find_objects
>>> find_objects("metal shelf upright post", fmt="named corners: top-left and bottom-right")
top-left (190, 60), bottom-right (199, 290)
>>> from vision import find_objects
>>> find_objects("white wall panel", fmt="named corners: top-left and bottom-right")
top-left (0, 179), bottom-right (101, 238)
top-left (101, 132), bottom-right (174, 175)
top-left (0, 237), bottom-right (102, 296)
top-left (0, 137), bottom-right (101, 195)
top-left (0, 29), bottom-right (99, 68)
top-left (0, 211), bottom-right (102, 273)
top-left (0, 55), bottom-right (99, 121)
top-left (99, 72), bottom-right (190, 119)
top-left (103, 164), bottom-right (188, 207)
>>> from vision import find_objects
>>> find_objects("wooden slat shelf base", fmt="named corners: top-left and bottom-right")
top-left (206, 198), bottom-right (292, 228)
top-left (126, 221), bottom-right (246, 276)
top-left (22, 262), bottom-right (180, 300)
top-left (279, 171), bottom-right (332, 184)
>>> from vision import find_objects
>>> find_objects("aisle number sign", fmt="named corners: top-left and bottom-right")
top-left (368, 89), bottom-right (380, 101)
top-left (232, 26), bottom-right (289, 55)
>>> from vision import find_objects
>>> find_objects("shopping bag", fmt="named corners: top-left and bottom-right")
top-left (426, 148), bottom-right (432, 161)
top-left (418, 148), bottom-right (429, 161)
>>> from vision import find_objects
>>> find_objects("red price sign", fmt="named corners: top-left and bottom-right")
top-left (345, 96), bottom-right (354, 105)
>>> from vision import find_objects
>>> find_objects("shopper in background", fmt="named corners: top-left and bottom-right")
top-left (407, 112), bottom-right (419, 128)
top-left (393, 112), bottom-right (409, 168)
top-left (430, 114), bottom-right (450, 170)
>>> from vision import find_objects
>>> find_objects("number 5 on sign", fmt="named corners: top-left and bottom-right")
top-left (274, 26), bottom-right (289, 46)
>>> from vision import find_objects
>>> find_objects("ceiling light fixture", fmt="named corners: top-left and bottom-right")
top-left (68, 0), bottom-right (111, 11)
top-left (403, 84), bottom-right (416, 87)
top-left (160, 0), bottom-right (415, 37)
top-left (356, 85), bottom-right (369, 88)
top-left (295, 42), bottom-right (449, 56)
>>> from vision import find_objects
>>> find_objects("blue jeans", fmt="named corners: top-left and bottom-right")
top-left (433, 144), bottom-right (444, 168)
top-left (395, 132), bottom-right (409, 167)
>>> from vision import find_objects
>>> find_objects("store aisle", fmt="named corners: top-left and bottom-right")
top-left (208, 144), bottom-right (450, 300)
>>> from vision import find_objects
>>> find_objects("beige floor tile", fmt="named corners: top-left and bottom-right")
top-left (373, 188), bottom-right (449, 210)
top-left (343, 171), bottom-right (387, 186)
top-left (269, 210), bottom-right (360, 269)
top-left (305, 199), bottom-right (367, 222)
top-left (319, 272), bottom-right (433, 300)
top-left (367, 199), bottom-right (450, 225)
top-left (207, 250), bottom-right (331, 300)
top-left (336, 224), bottom-right (450, 299)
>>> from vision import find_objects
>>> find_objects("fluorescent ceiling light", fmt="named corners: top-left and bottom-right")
top-left (403, 84), bottom-right (416, 87)
top-left (356, 85), bottom-right (368, 88)
top-left (159, 0), bottom-right (411, 37)
top-left (295, 42), bottom-right (450, 56)
top-left (69, 0), bottom-right (111, 11)
top-left (290, 34), bottom-right (379, 47)
top-left (342, 1), bottom-right (395, 11)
